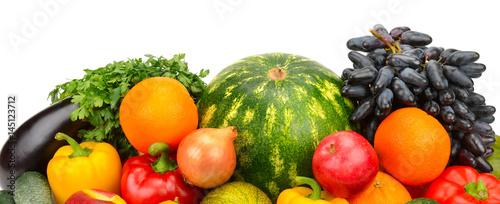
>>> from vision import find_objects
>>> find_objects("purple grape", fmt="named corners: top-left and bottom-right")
top-left (389, 26), bottom-right (411, 40)
top-left (401, 31), bottom-right (432, 46)
top-left (426, 60), bottom-right (448, 90)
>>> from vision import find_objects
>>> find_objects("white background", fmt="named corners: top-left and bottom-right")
top-left (1, 0), bottom-right (499, 189)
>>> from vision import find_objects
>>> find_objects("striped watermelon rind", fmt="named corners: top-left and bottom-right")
top-left (196, 53), bottom-right (357, 201)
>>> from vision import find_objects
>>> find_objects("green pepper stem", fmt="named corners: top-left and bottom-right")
top-left (55, 132), bottom-right (92, 158)
top-left (294, 176), bottom-right (322, 200)
top-left (149, 142), bottom-right (177, 174)
top-left (464, 179), bottom-right (489, 200)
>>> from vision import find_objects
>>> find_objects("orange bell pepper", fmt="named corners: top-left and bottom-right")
top-left (47, 133), bottom-right (122, 204)
top-left (277, 176), bottom-right (349, 204)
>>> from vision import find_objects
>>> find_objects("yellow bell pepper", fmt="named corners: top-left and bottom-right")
top-left (47, 133), bottom-right (122, 204)
top-left (277, 176), bottom-right (349, 204)
top-left (159, 197), bottom-right (179, 204)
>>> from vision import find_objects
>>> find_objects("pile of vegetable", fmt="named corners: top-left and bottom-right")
top-left (0, 24), bottom-right (499, 204)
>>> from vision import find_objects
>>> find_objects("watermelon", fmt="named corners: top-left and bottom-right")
top-left (196, 53), bottom-right (357, 201)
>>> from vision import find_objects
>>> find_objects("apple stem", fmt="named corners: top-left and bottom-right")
top-left (294, 176), bottom-right (322, 200)
top-left (329, 143), bottom-right (335, 154)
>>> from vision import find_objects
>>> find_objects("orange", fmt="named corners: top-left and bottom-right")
top-left (119, 77), bottom-right (198, 153)
top-left (347, 171), bottom-right (412, 204)
top-left (374, 107), bottom-right (450, 186)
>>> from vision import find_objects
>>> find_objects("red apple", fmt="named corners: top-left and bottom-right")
top-left (65, 189), bottom-right (127, 204)
top-left (312, 130), bottom-right (379, 198)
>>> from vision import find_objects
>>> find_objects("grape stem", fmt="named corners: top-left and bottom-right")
top-left (369, 29), bottom-right (399, 54)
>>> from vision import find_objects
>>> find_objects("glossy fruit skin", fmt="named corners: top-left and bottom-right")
top-left (120, 153), bottom-right (205, 204)
top-left (196, 53), bottom-right (357, 201)
top-left (312, 131), bottom-right (379, 198)
top-left (423, 166), bottom-right (500, 204)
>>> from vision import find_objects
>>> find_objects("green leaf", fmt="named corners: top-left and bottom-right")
top-left (93, 97), bottom-right (104, 107)
top-left (109, 87), bottom-right (121, 109)
top-left (47, 87), bottom-right (61, 102)
top-left (70, 107), bottom-right (80, 121)
top-left (70, 94), bottom-right (85, 104)
top-left (70, 106), bottom-right (88, 121)
top-left (177, 74), bottom-right (191, 87)
top-left (190, 84), bottom-right (202, 94)
top-left (199, 69), bottom-right (210, 78)
top-left (77, 106), bottom-right (89, 120)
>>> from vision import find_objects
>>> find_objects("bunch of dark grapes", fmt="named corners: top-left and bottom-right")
top-left (341, 24), bottom-right (496, 173)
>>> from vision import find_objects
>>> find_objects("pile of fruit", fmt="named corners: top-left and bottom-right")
top-left (341, 25), bottom-right (496, 173)
top-left (0, 25), bottom-right (498, 204)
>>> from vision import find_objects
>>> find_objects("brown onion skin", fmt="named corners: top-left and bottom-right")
top-left (177, 126), bottom-right (238, 189)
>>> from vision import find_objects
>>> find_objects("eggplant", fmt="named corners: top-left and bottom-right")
top-left (0, 97), bottom-right (86, 189)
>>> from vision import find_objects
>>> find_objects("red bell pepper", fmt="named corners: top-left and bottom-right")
top-left (121, 142), bottom-right (205, 204)
top-left (424, 166), bottom-right (500, 204)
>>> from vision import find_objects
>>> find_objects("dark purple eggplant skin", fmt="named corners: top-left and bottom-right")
top-left (0, 97), bottom-right (86, 189)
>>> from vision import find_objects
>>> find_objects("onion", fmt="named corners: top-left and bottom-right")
top-left (177, 126), bottom-right (238, 189)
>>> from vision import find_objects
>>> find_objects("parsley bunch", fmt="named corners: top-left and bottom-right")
top-left (48, 54), bottom-right (209, 158)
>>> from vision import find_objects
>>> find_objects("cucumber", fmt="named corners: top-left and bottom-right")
top-left (14, 171), bottom-right (52, 204)
top-left (0, 190), bottom-right (15, 204)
